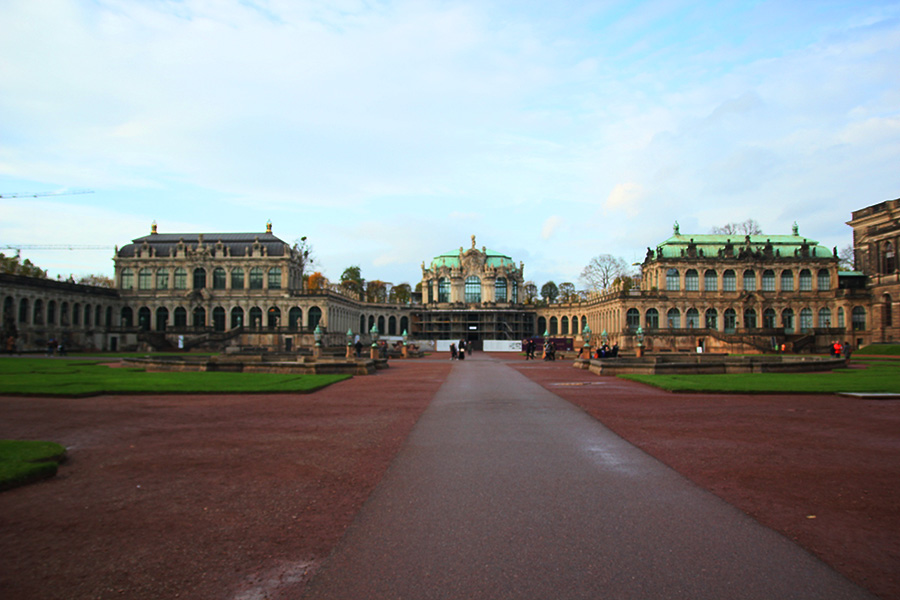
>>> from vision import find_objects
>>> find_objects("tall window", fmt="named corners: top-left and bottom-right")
top-left (308, 306), bottom-right (322, 330)
top-left (743, 270), bottom-right (756, 291)
top-left (646, 308), bottom-right (659, 329)
top-left (782, 308), bottom-right (794, 333)
top-left (838, 307), bottom-right (845, 328)
top-left (724, 308), bottom-right (736, 332)
top-left (249, 306), bottom-right (263, 328)
top-left (800, 308), bottom-right (813, 332)
top-left (686, 308), bottom-right (699, 328)
top-left (744, 308), bottom-right (757, 329)
top-left (817, 269), bottom-right (830, 290)
top-left (268, 268), bottom-right (282, 289)
top-left (249, 267), bottom-right (263, 289)
top-left (120, 268), bottom-right (134, 290)
top-left (685, 269), bottom-right (699, 291)
top-left (885, 241), bottom-right (896, 274)
top-left (885, 294), bottom-right (893, 327)
top-left (33, 299), bottom-right (44, 325)
top-left (438, 278), bottom-right (450, 303)
top-left (174, 307), bottom-right (187, 327)
top-left (626, 308), bottom-right (640, 329)
top-left (156, 269), bottom-right (169, 289)
top-left (799, 269), bottom-right (812, 291)
top-left (723, 270), bottom-right (736, 292)
top-left (511, 280), bottom-right (519, 304)
top-left (232, 268), bottom-right (244, 289)
top-left (231, 307), bottom-right (244, 329)
top-left (818, 307), bottom-right (832, 328)
top-left (667, 308), bottom-right (681, 328)
top-left (550, 316), bottom-right (558, 335)
top-left (138, 269), bottom-right (152, 290)
top-left (666, 268), bottom-right (680, 291)
top-left (213, 307), bottom-right (226, 332)
top-left (762, 270), bottom-right (775, 291)
top-left (561, 316), bottom-right (569, 334)
top-left (156, 307), bottom-right (168, 331)
top-left (704, 270), bottom-right (717, 291)
top-left (288, 307), bottom-right (302, 331)
top-left (18, 298), bottom-right (28, 324)
top-left (193, 267), bottom-right (206, 289)
top-left (138, 307), bottom-right (151, 331)
top-left (763, 308), bottom-right (776, 328)
top-left (213, 268), bottom-right (227, 289)
top-left (852, 306), bottom-right (866, 330)
top-left (193, 306), bottom-right (206, 328)
top-left (781, 270), bottom-right (794, 291)
top-left (495, 278), bottom-right (507, 302)
top-left (267, 306), bottom-right (280, 329)
top-left (705, 308), bottom-right (718, 329)
top-left (174, 268), bottom-right (187, 290)
top-left (465, 276), bottom-right (481, 303)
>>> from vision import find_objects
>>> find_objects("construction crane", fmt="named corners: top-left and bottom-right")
top-left (0, 188), bottom-right (93, 198)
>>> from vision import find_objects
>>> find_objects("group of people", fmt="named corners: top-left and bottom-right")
top-left (521, 338), bottom-right (560, 361)
top-left (449, 339), bottom-right (472, 360)
top-left (575, 343), bottom-right (618, 359)
top-left (830, 340), bottom-right (852, 359)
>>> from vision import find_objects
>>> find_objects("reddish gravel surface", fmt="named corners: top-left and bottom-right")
top-left (1, 353), bottom-right (898, 600)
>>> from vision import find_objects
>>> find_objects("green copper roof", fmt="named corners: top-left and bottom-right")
top-left (430, 248), bottom-right (516, 270)
top-left (654, 223), bottom-right (834, 260)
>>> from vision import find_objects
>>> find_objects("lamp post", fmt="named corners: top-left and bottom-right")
top-left (402, 329), bottom-right (409, 358)
top-left (542, 328), bottom-right (550, 360)
top-left (582, 323), bottom-right (592, 359)
top-left (346, 328), bottom-right (354, 359)
top-left (635, 325), bottom-right (645, 358)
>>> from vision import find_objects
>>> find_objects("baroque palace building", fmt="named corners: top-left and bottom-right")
top-left (1, 199), bottom-right (896, 354)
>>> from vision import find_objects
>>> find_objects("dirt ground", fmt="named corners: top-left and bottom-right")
top-left (1, 354), bottom-right (898, 600)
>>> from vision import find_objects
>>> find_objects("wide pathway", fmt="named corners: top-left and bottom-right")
top-left (301, 353), bottom-right (875, 599)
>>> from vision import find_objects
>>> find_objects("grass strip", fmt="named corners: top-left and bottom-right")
top-left (855, 344), bottom-right (900, 356)
top-left (0, 440), bottom-right (67, 492)
top-left (0, 360), bottom-right (351, 396)
top-left (620, 358), bottom-right (900, 394)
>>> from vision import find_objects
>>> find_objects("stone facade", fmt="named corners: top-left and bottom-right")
top-left (848, 198), bottom-right (900, 343)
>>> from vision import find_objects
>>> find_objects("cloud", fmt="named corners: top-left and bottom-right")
top-left (541, 215), bottom-right (563, 239)
top-left (603, 183), bottom-right (645, 217)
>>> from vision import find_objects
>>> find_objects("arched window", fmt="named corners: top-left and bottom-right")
top-left (308, 306), bottom-right (322, 330)
top-left (288, 307), bottom-right (302, 331)
top-left (743, 270), bottom-right (756, 292)
top-left (817, 269), bottom-right (830, 290)
top-left (838, 307), bottom-right (845, 328)
top-left (249, 307), bottom-right (263, 329)
top-left (686, 308), bottom-right (700, 328)
top-left (378, 315), bottom-right (385, 334)
top-left (368, 315), bottom-right (375, 330)
top-left (360, 315), bottom-right (367, 334)
top-left (120, 306), bottom-right (133, 327)
top-left (388, 315), bottom-right (397, 335)
top-left (852, 306), bottom-right (866, 331)
top-left (249, 268), bottom-right (263, 289)
top-left (781, 270), bottom-right (794, 291)
top-left (626, 308), bottom-right (640, 329)
top-left (192, 306), bottom-right (206, 328)
top-left (156, 269), bottom-right (169, 289)
top-left (495, 278), bottom-right (507, 302)
top-left (549, 317), bottom-right (558, 335)
top-left (800, 308), bottom-right (813, 332)
top-left (267, 306), bottom-right (280, 329)
top-left (465, 276), bottom-right (481, 303)
top-left (667, 308), bottom-right (681, 328)
top-left (156, 307), bottom-right (168, 331)
top-left (685, 269), bottom-right (699, 291)
top-left (723, 270), bottom-right (736, 292)
top-left (84, 304), bottom-right (91, 326)
top-left (60, 302), bottom-right (69, 325)
top-left (231, 307), bottom-right (244, 329)
top-left (511, 280), bottom-right (519, 304)
top-left (438, 278), bottom-right (450, 303)
top-left (2, 296), bottom-right (12, 323)
top-left (645, 308), bottom-right (659, 329)
top-left (561, 316), bottom-right (569, 335)
top-left (138, 269), bottom-right (152, 290)
top-left (581, 316), bottom-right (587, 331)
top-left (537, 316), bottom-right (547, 335)
top-left (818, 307), bottom-right (832, 328)
top-left (724, 308), bottom-right (736, 332)
top-left (174, 307), bottom-right (187, 327)
top-left (885, 241), bottom-right (896, 274)
top-left (268, 268), bottom-right (282, 290)
top-left (95, 305), bottom-right (102, 326)
top-left (18, 298), bottom-right (29, 324)
top-left (106, 306), bottom-right (113, 326)
top-left (705, 308), bottom-right (717, 329)
top-left (885, 294), bottom-right (893, 328)
top-left (763, 308), bottom-right (776, 328)
top-left (231, 268), bottom-right (244, 289)
top-left (120, 268), bottom-right (134, 290)
top-left (704, 270), bottom-right (717, 291)
top-left (762, 270), bottom-right (775, 292)
top-left (666, 268), bottom-right (680, 291)
top-left (213, 268), bottom-right (227, 289)
top-left (401, 316), bottom-right (409, 334)
top-left (782, 308), bottom-right (794, 333)
top-left (47, 300), bottom-right (56, 325)
top-left (73, 303), bottom-right (81, 325)
top-left (174, 268), bottom-right (187, 290)
top-left (744, 308), bottom-right (757, 329)
top-left (799, 269), bottom-right (812, 291)
top-left (193, 268), bottom-right (206, 289)
top-left (213, 307), bottom-right (226, 332)
top-left (33, 299), bottom-right (44, 325)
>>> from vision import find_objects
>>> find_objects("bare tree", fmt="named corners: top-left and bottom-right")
top-left (579, 254), bottom-right (628, 292)
top-left (523, 281), bottom-right (538, 304)
top-left (838, 244), bottom-right (855, 271)
top-left (710, 219), bottom-right (762, 236)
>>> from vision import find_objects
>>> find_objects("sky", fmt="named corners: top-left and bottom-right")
top-left (1, 0), bottom-right (899, 289)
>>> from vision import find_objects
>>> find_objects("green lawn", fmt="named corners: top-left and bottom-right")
top-left (0, 440), bottom-right (67, 491)
top-left (0, 359), bottom-right (351, 397)
top-left (855, 343), bottom-right (900, 356)
top-left (621, 358), bottom-right (900, 394)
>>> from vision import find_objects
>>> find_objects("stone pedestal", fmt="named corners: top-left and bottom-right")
top-left (370, 345), bottom-right (378, 360)
top-left (636, 347), bottom-right (644, 358)
top-left (402, 345), bottom-right (408, 359)
top-left (313, 345), bottom-right (322, 359)
top-left (346, 345), bottom-right (353, 359)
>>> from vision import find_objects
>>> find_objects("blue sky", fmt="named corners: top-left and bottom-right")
top-left (2, 0), bottom-right (898, 288)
